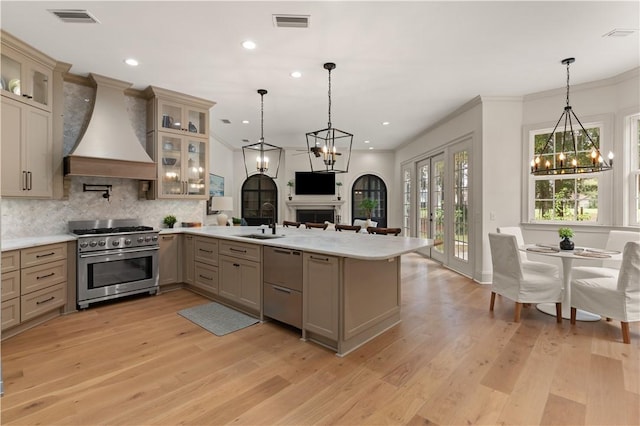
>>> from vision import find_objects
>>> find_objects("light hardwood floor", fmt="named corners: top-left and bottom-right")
top-left (1, 254), bottom-right (639, 425)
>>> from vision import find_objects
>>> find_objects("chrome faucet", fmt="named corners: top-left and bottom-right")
top-left (262, 202), bottom-right (276, 234)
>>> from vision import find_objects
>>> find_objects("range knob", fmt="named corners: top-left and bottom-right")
top-left (151, 235), bottom-right (158, 242)
top-left (125, 239), bottom-right (132, 246)
top-left (80, 241), bottom-right (89, 248)
top-left (112, 240), bottom-right (120, 247)
top-left (98, 241), bottom-right (106, 246)
top-left (144, 236), bottom-right (152, 242)
top-left (89, 241), bottom-right (98, 247)
top-left (137, 236), bottom-right (144, 243)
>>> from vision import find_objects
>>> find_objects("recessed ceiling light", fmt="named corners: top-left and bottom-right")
top-left (382, 121), bottom-right (390, 126)
top-left (369, 147), bottom-right (374, 150)
top-left (290, 71), bottom-right (302, 78)
top-left (124, 58), bottom-right (139, 67)
top-left (364, 140), bottom-right (370, 144)
top-left (242, 40), bottom-right (256, 50)
top-left (242, 120), bottom-right (250, 124)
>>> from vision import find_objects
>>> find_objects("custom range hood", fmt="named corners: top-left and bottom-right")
top-left (64, 73), bottom-right (156, 180)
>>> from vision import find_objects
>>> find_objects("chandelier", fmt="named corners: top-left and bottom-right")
top-left (242, 89), bottom-right (282, 178)
top-left (531, 58), bottom-right (613, 176)
top-left (306, 62), bottom-right (353, 174)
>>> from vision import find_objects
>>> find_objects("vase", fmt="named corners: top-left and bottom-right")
top-left (559, 237), bottom-right (574, 251)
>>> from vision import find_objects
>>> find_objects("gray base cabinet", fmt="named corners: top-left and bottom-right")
top-left (303, 252), bottom-right (339, 341)
top-left (219, 255), bottom-right (260, 312)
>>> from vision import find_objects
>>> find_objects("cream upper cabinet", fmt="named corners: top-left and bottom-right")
top-left (145, 86), bottom-right (214, 200)
top-left (1, 96), bottom-right (53, 197)
top-left (0, 43), bottom-right (53, 112)
top-left (155, 133), bottom-right (207, 199)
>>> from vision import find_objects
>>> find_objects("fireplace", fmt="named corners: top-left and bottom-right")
top-left (296, 209), bottom-right (334, 223)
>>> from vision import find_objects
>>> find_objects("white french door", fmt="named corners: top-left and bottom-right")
top-left (447, 141), bottom-right (472, 276)
top-left (417, 153), bottom-right (445, 263)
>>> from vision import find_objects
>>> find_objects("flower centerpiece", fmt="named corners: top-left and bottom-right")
top-left (163, 215), bottom-right (177, 229)
top-left (558, 227), bottom-right (575, 250)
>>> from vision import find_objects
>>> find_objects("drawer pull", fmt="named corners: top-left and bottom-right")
top-left (274, 249), bottom-right (295, 255)
top-left (36, 252), bottom-right (56, 258)
top-left (36, 296), bottom-right (55, 305)
top-left (36, 272), bottom-right (55, 280)
top-left (199, 249), bottom-right (213, 253)
top-left (162, 236), bottom-right (174, 240)
top-left (230, 247), bottom-right (247, 253)
top-left (272, 285), bottom-right (291, 294)
top-left (233, 263), bottom-right (240, 267)
top-left (198, 274), bottom-right (212, 280)
top-left (310, 255), bottom-right (329, 262)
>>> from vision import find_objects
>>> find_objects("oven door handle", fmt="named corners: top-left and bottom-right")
top-left (79, 246), bottom-right (159, 258)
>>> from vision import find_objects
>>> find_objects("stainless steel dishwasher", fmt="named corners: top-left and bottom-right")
top-left (263, 246), bottom-right (303, 328)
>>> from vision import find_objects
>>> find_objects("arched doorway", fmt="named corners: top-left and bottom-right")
top-left (352, 174), bottom-right (387, 227)
top-left (241, 175), bottom-right (278, 226)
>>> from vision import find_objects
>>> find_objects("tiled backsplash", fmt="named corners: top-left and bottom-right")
top-left (1, 80), bottom-right (205, 240)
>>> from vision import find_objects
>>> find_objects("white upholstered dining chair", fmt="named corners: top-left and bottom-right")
top-left (496, 226), bottom-right (560, 277)
top-left (488, 233), bottom-right (563, 323)
top-left (570, 241), bottom-right (640, 344)
top-left (571, 230), bottom-right (639, 280)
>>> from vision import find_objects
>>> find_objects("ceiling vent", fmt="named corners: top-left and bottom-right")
top-left (48, 9), bottom-right (100, 24)
top-left (221, 119), bottom-right (232, 124)
top-left (602, 28), bottom-right (638, 37)
top-left (273, 14), bottom-right (310, 28)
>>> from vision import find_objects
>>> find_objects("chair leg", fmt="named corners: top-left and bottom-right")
top-left (606, 317), bottom-right (612, 322)
top-left (490, 292), bottom-right (496, 311)
top-left (555, 303), bottom-right (562, 323)
top-left (514, 302), bottom-right (522, 323)
top-left (621, 322), bottom-right (631, 344)
top-left (570, 307), bottom-right (577, 325)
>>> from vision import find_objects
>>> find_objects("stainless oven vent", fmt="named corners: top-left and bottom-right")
top-left (48, 9), bottom-right (100, 24)
top-left (273, 14), bottom-right (310, 28)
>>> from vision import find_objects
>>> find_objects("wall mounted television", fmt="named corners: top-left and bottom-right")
top-left (295, 172), bottom-right (335, 195)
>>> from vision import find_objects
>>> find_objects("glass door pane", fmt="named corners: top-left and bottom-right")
top-left (186, 108), bottom-right (207, 136)
top-left (186, 140), bottom-right (206, 196)
top-left (160, 135), bottom-right (182, 196)
top-left (417, 160), bottom-right (429, 239)
top-left (402, 167), bottom-right (412, 236)
top-left (29, 65), bottom-right (49, 107)
top-left (432, 156), bottom-right (445, 257)
top-left (160, 101), bottom-right (183, 131)
top-left (1, 53), bottom-right (22, 97)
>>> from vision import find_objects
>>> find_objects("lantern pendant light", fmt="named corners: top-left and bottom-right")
top-left (306, 62), bottom-right (353, 174)
top-left (242, 89), bottom-right (282, 178)
top-left (530, 58), bottom-right (613, 176)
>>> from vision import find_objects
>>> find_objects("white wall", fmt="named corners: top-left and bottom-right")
top-left (205, 135), bottom-right (235, 225)
top-left (229, 147), bottom-right (396, 226)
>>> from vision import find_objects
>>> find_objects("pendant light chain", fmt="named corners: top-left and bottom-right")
top-left (565, 59), bottom-right (571, 108)
top-left (260, 91), bottom-right (265, 142)
top-left (327, 66), bottom-right (332, 129)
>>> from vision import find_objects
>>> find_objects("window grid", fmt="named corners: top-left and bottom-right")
top-left (453, 150), bottom-right (469, 262)
top-left (418, 164), bottom-right (429, 239)
top-left (531, 124), bottom-right (603, 224)
top-left (402, 168), bottom-right (411, 236)
top-left (433, 160), bottom-right (445, 254)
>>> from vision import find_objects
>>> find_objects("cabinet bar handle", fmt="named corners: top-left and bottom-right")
top-left (162, 236), bottom-right (174, 240)
top-left (199, 249), bottom-right (213, 253)
top-left (310, 255), bottom-right (329, 262)
top-left (198, 274), bottom-right (212, 280)
top-left (233, 263), bottom-right (240, 267)
top-left (272, 285), bottom-right (291, 294)
top-left (27, 171), bottom-right (32, 190)
top-left (230, 248), bottom-right (247, 253)
top-left (36, 252), bottom-right (56, 258)
top-left (36, 272), bottom-right (55, 280)
top-left (274, 249), bottom-right (293, 255)
top-left (36, 296), bottom-right (55, 305)
top-left (22, 171), bottom-right (28, 190)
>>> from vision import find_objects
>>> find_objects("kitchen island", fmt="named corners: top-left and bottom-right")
top-left (165, 226), bottom-right (432, 356)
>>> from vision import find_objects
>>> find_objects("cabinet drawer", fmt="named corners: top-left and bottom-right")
top-left (193, 262), bottom-right (218, 293)
top-left (1, 270), bottom-right (20, 300)
top-left (1, 297), bottom-right (20, 330)
top-left (264, 283), bottom-right (302, 329)
top-left (2, 250), bottom-right (20, 273)
top-left (21, 282), bottom-right (65, 322)
top-left (194, 237), bottom-right (218, 266)
top-left (21, 243), bottom-right (66, 268)
top-left (21, 259), bottom-right (67, 295)
top-left (219, 241), bottom-right (261, 262)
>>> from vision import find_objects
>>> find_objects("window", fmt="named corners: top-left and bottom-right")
top-left (402, 167), bottom-right (411, 236)
top-left (241, 175), bottom-right (277, 226)
top-left (453, 150), bottom-right (469, 261)
top-left (352, 174), bottom-right (387, 227)
top-left (530, 124), bottom-right (604, 223)
top-left (631, 114), bottom-right (640, 226)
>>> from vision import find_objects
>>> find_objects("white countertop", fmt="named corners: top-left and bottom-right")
top-left (2, 226), bottom-right (432, 260)
top-left (1, 234), bottom-right (76, 251)
top-left (165, 225), bottom-right (433, 260)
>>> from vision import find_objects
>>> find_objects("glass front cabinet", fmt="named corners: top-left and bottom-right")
top-left (1, 44), bottom-right (53, 112)
top-left (145, 86), bottom-right (215, 200)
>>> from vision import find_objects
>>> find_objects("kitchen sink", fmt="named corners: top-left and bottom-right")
top-left (236, 233), bottom-right (284, 240)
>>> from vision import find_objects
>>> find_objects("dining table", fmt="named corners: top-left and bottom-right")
top-left (521, 244), bottom-right (622, 321)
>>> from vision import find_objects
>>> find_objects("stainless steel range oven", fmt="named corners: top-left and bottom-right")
top-left (70, 219), bottom-right (159, 309)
